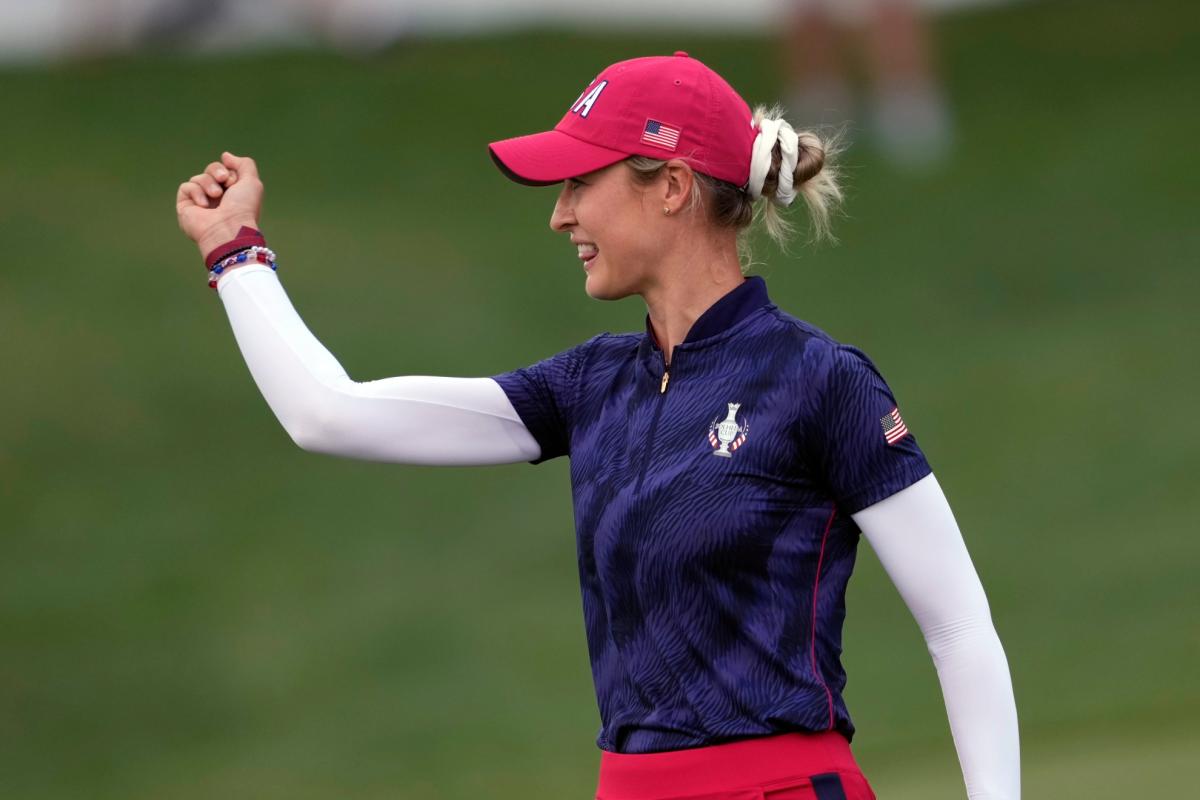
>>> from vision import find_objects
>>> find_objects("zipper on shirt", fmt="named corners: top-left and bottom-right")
top-left (636, 354), bottom-right (671, 494)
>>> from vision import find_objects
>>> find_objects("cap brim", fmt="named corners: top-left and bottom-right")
top-left (488, 129), bottom-right (629, 186)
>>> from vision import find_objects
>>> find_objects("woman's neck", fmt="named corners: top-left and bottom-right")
top-left (642, 238), bottom-right (744, 364)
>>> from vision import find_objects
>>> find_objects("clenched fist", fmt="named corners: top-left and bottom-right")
top-left (176, 151), bottom-right (263, 259)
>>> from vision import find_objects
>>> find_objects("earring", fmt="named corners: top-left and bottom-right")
top-left (663, 206), bottom-right (671, 215)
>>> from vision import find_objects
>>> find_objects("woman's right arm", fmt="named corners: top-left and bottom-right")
top-left (214, 265), bottom-right (540, 465)
top-left (177, 151), bottom-right (539, 466)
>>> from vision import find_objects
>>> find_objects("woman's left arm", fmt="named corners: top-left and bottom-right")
top-left (851, 473), bottom-right (1021, 800)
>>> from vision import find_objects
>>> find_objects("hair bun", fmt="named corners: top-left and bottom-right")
top-left (761, 129), bottom-right (826, 207)
top-left (747, 118), bottom-right (796, 204)
top-left (749, 103), bottom-right (845, 247)
top-left (791, 132), bottom-right (825, 188)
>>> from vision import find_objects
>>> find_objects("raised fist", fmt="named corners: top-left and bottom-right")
top-left (176, 151), bottom-right (263, 258)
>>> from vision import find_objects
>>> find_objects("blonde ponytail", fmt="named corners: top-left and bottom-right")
top-left (752, 103), bottom-right (846, 250)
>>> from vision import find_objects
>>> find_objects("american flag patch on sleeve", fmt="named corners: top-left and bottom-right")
top-left (880, 406), bottom-right (909, 445)
top-left (641, 119), bottom-right (681, 151)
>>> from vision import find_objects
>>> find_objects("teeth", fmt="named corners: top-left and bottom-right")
top-left (577, 243), bottom-right (598, 256)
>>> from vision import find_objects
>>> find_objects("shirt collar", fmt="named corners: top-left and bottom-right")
top-left (642, 275), bottom-right (772, 355)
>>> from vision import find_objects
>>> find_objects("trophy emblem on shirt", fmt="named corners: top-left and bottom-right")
top-left (708, 402), bottom-right (749, 457)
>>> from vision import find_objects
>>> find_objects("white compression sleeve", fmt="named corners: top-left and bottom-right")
top-left (213, 264), bottom-right (541, 465)
top-left (852, 473), bottom-right (1021, 800)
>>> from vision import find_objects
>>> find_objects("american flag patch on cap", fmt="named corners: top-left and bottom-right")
top-left (641, 119), bottom-right (681, 151)
top-left (880, 406), bottom-right (909, 445)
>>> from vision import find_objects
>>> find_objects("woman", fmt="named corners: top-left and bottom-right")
top-left (175, 52), bottom-right (1019, 800)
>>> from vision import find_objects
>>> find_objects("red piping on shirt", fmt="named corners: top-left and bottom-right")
top-left (810, 503), bottom-right (838, 730)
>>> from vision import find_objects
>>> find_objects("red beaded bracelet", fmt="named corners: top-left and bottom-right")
top-left (208, 246), bottom-right (278, 290)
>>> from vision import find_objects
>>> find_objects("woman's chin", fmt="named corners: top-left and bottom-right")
top-left (585, 274), bottom-right (621, 301)
top-left (583, 261), bottom-right (637, 301)
top-left (583, 269), bottom-right (606, 299)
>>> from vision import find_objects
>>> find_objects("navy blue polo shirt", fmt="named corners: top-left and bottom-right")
top-left (492, 276), bottom-right (932, 754)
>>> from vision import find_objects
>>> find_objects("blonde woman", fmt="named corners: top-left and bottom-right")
top-left (176, 51), bottom-right (1018, 800)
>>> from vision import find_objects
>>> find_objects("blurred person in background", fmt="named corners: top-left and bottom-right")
top-left (131, 0), bottom-right (408, 55)
top-left (785, 0), bottom-right (954, 168)
top-left (42, 0), bottom-right (407, 61)
top-left (49, 0), bottom-right (253, 61)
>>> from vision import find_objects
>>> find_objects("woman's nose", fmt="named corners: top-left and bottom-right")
top-left (549, 187), bottom-right (574, 232)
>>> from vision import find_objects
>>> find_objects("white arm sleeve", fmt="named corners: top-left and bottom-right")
top-left (213, 264), bottom-right (541, 465)
top-left (852, 473), bottom-right (1021, 800)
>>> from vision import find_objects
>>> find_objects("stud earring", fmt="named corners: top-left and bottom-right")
top-left (663, 206), bottom-right (671, 215)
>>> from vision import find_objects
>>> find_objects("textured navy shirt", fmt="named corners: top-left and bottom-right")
top-left (492, 276), bottom-right (932, 754)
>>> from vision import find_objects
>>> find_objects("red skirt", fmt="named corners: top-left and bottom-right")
top-left (595, 731), bottom-right (876, 800)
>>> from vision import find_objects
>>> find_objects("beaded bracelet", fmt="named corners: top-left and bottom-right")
top-left (208, 246), bottom-right (278, 290)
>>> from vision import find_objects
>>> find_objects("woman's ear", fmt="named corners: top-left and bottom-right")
top-left (662, 160), bottom-right (695, 214)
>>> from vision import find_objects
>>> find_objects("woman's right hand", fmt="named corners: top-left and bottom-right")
top-left (176, 151), bottom-right (264, 259)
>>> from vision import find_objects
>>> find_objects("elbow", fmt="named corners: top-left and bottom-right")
top-left (281, 405), bottom-right (340, 455)
top-left (269, 377), bottom-right (364, 456)
top-left (284, 417), bottom-right (326, 454)
top-left (919, 582), bottom-right (998, 662)
top-left (287, 421), bottom-right (324, 454)
top-left (924, 612), bottom-right (1003, 665)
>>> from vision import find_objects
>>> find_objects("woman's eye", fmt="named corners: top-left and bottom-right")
top-left (567, 178), bottom-right (585, 188)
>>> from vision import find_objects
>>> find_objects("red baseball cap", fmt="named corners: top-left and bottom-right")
top-left (489, 51), bottom-right (758, 189)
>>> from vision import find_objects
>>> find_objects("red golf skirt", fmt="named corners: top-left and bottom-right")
top-left (595, 730), bottom-right (876, 800)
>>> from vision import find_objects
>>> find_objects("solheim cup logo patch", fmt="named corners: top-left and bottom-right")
top-left (708, 402), bottom-right (749, 458)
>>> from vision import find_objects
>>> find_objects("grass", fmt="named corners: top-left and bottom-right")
top-left (1, 0), bottom-right (1197, 796)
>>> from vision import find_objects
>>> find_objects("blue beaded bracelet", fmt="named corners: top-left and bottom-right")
top-left (208, 246), bottom-right (278, 290)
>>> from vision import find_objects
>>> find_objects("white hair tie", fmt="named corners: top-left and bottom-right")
top-left (747, 117), bottom-right (800, 207)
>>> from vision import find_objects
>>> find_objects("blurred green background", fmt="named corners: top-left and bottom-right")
top-left (2, 0), bottom-right (1198, 797)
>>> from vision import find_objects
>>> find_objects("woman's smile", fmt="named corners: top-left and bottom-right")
top-left (575, 240), bottom-right (599, 268)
